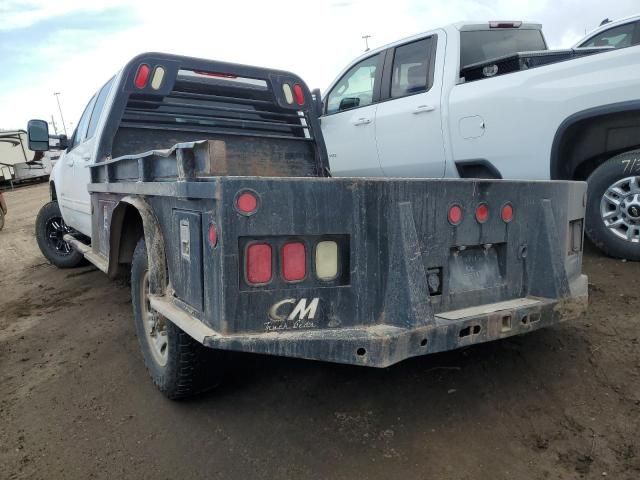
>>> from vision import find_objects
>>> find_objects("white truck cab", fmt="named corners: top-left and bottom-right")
top-left (50, 75), bottom-right (119, 237)
top-left (320, 20), bottom-right (640, 260)
top-left (321, 21), bottom-right (548, 178)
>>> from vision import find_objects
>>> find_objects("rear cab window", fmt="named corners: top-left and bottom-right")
top-left (389, 37), bottom-right (435, 99)
top-left (69, 95), bottom-right (97, 150)
top-left (86, 77), bottom-right (115, 140)
top-left (460, 28), bottom-right (547, 68)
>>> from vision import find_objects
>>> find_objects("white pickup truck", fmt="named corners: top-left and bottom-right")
top-left (320, 21), bottom-right (640, 260)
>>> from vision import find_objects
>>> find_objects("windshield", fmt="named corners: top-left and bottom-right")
top-left (460, 29), bottom-right (547, 67)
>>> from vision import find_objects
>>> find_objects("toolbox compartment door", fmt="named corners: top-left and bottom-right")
top-left (171, 209), bottom-right (204, 311)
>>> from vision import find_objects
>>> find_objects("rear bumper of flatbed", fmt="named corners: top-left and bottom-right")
top-left (150, 278), bottom-right (587, 368)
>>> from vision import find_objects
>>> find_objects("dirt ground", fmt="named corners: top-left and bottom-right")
top-left (0, 183), bottom-right (638, 480)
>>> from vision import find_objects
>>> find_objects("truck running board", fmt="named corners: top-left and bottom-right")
top-left (63, 234), bottom-right (109, 273)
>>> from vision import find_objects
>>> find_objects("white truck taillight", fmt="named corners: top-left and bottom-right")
top-left (315, 241), bottom-right (339, 280)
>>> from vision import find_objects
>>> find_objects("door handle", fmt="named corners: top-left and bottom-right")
top-left (413, 105), bottom-right (436, 114)
top-left (66, 159), bottom-right (75, 166)
top-left (352, 117), bottom-right (372, 126)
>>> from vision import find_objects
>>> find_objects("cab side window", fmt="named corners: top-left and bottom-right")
top-left (69, 95), bottom-right (97, 150)
top-left (390, 37), bottom-right (434, 99)
top-left (580, 22), bottom-right (637, 48)
top-left (326, 53), bottom-right (380, 114)
top-left (86, 77), bottom-right (115, 140)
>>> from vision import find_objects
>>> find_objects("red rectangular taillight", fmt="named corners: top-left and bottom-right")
top-left (246, 243), bottom-right (272, 284)
top-left (489, 21), bottom-right (522, 28)
top-left (281, 242), bottom-right (306, 282)
top-left (134, 64), bottom-right (151, 89)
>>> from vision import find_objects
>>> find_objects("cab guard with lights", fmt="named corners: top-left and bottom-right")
top-left (69, 52), bottom-right (587, 368)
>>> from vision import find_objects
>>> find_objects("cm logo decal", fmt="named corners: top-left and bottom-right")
top-left (269, 298), bottom-right (320, 322)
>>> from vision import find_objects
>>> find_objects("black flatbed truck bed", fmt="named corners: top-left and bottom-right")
top-left (30, 53), bottom-right (588, 398)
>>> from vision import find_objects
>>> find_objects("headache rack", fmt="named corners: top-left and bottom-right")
top-left (97, 53), bottom-right (329, 176)
top-left (121, 71), bottom-right (311, 140)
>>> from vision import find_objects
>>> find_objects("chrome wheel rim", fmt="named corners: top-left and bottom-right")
top-left (600, 176), bottom-right (640, 243)
top-left (141, 271), bottom-right (168, 366)
top-left (45, 216), bottom-right (73, 255)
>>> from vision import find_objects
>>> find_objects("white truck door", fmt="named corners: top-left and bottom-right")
top-left (374, 34), bottom-right (446, 177)
top-left (59, 77), bottom-right (114, 237)
top-left (57, 94), bottom-right (96, 235)
top-left (321, 53), bottom-right (385, 176)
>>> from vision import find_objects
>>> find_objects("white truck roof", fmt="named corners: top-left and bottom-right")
top-left (324, 21), bottom-right (543, 93)
top-left (352, 20), bottom-right (542, 58)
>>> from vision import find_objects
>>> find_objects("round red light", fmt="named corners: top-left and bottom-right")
top-left (236, 191), bottom-right (258, 214)
top-left (208, 223), bottom-right (218, 247)
top-left (501, 203), bottom-right (513, 223)
top-left (475, 203), bottom-right (489, 223)
top-left (448, 204), bottom-right (463, 225)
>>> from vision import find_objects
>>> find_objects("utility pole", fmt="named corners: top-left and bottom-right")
top-left (53, 92), bottom-right (67, 136)
top-left (362, 34), bottom-right (372, 52)
top-left (50, 115), bottom-right (59, 135)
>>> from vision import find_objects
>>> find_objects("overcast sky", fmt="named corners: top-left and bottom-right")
top-left (0, 0), bottom-right (638, 132)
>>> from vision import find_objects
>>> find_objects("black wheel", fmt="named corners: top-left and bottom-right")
top-left (586, 151), bottom-right (640, 261)
top-left (131, 238), bottom-right (226, 399)
top-left (35, 201), bottom-right (85, 268)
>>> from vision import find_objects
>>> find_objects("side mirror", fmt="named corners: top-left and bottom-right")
top-left (56, 134), bottom-right (69, 150)
top-left (339, 97), bottom-right (360, 111)
top-left (27, 119), bottom-right (50, 152)
top-left (311, 88), bottom-right (323, 116)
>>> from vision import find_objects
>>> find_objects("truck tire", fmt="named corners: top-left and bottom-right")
top-left (130, 238), bottom-right (226, 399)
top-left (35, 201), bottom-right (85, 268)
top-left (586, 151), bottom-right (640, 261)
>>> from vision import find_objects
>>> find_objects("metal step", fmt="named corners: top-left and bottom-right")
top-left (63, 234), bottom-right (108, 273)
top-left (435, 298), bottom-right (542, 321)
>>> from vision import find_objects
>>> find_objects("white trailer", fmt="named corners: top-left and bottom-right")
top-left (0, 130), bottom-right (57, 187)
